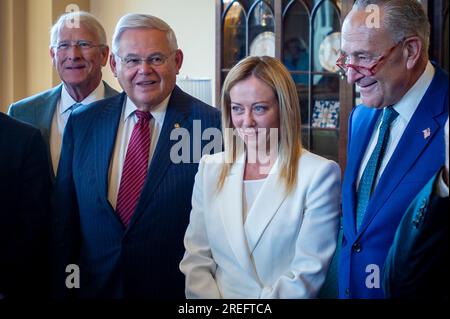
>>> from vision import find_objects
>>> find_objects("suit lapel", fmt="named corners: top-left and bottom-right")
top-left (244, 159), bottom-right (288, 254)
top-left (126, 87), bottom-right (192, 230)
top-left (93, 93), bottom-right (125, 215)
top-left (103, 81), bottom-right (120, 98)
top-left (38, 84), bottom-right (62, 146)
top-left (343, 108), bottom-right (381, 240)
top-left (357, 67), bottom-right (448, 237)
top-left (218, 154), bottom-right (260, 280)
top-left (40, 82), bottom-right (116, 146)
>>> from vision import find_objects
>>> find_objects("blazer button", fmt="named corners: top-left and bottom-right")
top-left (352, 243), bottom-right (362, 253)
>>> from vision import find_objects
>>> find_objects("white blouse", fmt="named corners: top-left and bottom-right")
top-left (243, 179), bottom-right (266, 223)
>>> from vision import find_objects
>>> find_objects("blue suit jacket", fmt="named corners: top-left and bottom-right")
top-left (339, 65), bottom-right (449, 298)
top-left (52, 86), bottom-right (221, 299)
top-left (8, 82), bottom-right (119, 179)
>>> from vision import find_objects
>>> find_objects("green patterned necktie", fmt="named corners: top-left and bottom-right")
top-left (356, 107), bottom-right (399, 231)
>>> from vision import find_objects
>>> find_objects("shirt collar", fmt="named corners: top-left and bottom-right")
top-left (60, 81), bottom-right (105, 115)
top-left (392, 61), bottom-right (435, 122)
top-left (123, 93), bottom-right (171, 127)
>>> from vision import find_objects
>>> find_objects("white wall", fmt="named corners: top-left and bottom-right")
top-left (90, 0), bottom-right (216, 105)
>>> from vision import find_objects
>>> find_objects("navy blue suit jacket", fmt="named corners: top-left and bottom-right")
top-left (52, 86), bottom-right (221, 299)
top-left (339, 65), bottom-right (449, 298)
top-left (0, 113), bottom-right (52, 298)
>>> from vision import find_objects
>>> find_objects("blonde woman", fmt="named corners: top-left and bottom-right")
top-left (180, 56), bottom-right (340, 298)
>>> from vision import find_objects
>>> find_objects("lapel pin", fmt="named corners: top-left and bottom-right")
top-left (174, 123), bottom-right (180, 128)
top-left (422, 128), bottom-right (431, 139)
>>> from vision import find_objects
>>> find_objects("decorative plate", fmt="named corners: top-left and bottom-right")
top-left (318, 32), bottom-right (341, 73)
top-left (250, 31), bottom-right (276, 57)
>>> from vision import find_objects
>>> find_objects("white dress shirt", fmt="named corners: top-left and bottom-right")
top-left (107, 95), bottom-right (170, 209)
top-left (50, 82), bottom-right (105, 174)
top-left (357, 61), bottom-right (435, 189)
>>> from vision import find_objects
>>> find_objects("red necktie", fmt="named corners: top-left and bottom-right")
top-left (116, 110), bottom-right (152, 226)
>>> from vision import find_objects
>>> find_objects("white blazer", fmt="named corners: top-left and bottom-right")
top-left (179, 150), bottom-right (341, 299)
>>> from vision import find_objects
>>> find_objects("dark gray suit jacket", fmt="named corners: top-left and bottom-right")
top-left (8, 81), bottom-right (119, 178)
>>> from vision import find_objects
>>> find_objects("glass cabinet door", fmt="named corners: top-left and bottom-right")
top-left (248, 1), bottom-right (275, 57)
top-left (282, 0), bottom-right (342, 162)
top-left (283, 1), bottom-right (310, 83)
top-left (223, 1), bottom-right (247, 69)
top-left (310, 0), bottom-right (341, 163)
top-left (283, 0), bottom-right (310, 128)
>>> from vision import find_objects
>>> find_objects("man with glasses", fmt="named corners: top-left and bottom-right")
top-left (335, 0), bottom-right (448, 299)
top-left (52, 13), bottom-right (221, 298)
top-left (8, 11), bottom-right (118, 178)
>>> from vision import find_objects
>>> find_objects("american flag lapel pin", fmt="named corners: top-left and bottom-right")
top-left (422, 128), bottom-right (431, 139)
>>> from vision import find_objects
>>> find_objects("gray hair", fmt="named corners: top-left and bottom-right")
top-left (353, 0), bottom-right (430, 54)
top-left (111, 13), bottom-right (178, 55)
top-left (50, 11), bottom-right (107, 47)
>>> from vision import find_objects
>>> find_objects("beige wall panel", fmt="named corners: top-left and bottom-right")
top-left (0, 0), bottom-right (13, 113)
top-left (0, 0), bottom-right (28, 113)
top-left (26, 0), bottom-right (53, 98)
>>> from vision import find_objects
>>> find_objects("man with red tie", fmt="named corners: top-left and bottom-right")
top-left (52, 13), bottom-right (221, 299)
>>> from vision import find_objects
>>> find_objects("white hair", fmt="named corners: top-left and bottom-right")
top-left (353, 0), bottom-right (430, 54)
top-left (50, 11), bottom-right (107, 46)
top-left (111, 13), bottom-right (178, 55)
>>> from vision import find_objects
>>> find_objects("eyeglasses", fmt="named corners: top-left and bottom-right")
top-left (52, 40), bottom-right (105, 52)
top-left (115, 51), bottom-right (176, 69)
top-left (336, 40), bottom-right (403, 76)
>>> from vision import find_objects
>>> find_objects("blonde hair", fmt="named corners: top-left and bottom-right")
top-left (218, 56), bottom-right (303, 193)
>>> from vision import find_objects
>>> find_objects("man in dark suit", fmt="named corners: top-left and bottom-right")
top-left (52, 13), bottom-right (221, 299)
top-left (335, 0), bottom-right (448, 298)
top-left (0, 113), bottom-right (52, 298)
top-left (8, 11), bottom-right (118, 178)
top-left (383, 119), bottom-right (449, 299)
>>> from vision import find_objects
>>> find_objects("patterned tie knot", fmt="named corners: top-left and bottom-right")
top-left (135, 110), bottom-right (151, 123)
top-left (381, 107), bottom-right (399, 128)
